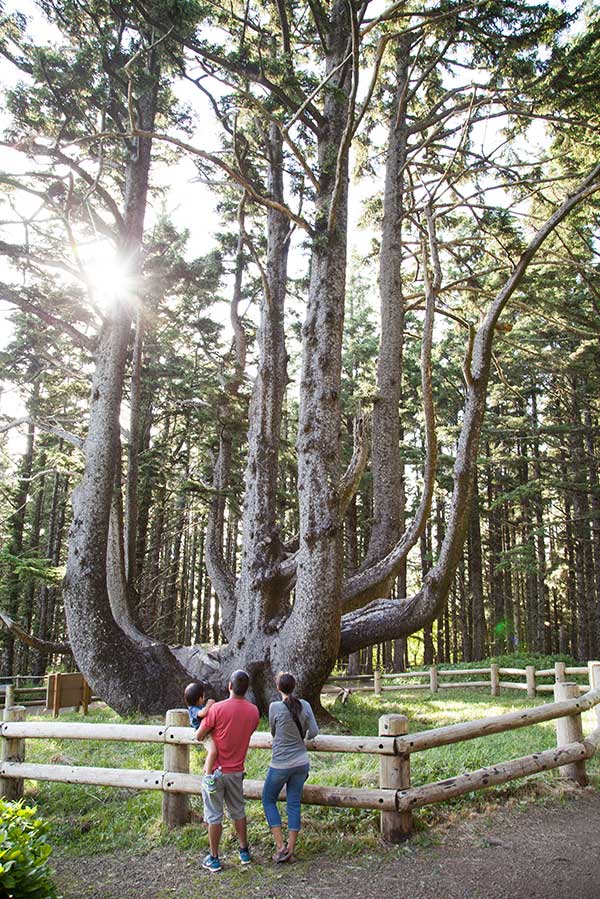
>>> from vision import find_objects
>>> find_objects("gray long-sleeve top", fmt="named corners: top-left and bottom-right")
top-left (268, 699), bottom-right (319, 769)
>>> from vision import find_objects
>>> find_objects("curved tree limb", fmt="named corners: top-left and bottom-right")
top-left (64, 129), bottom-right (314, 234)
top-left (340, 162), bottom-right (600, 651)
top-left (130, 0), bottom-right (324, 132)
top-left (339, 412), bottom-right (371, 516)
top-left (0, 610), bottom-right (72, 656)
top-left (0, 282), bottom-right (95, 352)
top-left (8, 140), bottom-right (126, 233)
top-left (0, 416), bottom-right (83, 449)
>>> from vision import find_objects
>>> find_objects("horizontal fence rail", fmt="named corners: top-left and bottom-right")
top-left (1, 663), bottom-right (599, 844)
top-left (0, 762), bottom-right (397, 812)
top-left (0, 722), bottom-right (396, 755)
top-left (395, 687), bottom-right (600, 753)
top-left (395, 734), bottom-right (600, 812)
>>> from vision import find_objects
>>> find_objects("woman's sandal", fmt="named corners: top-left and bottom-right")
top-left (272, 845), bottom-right (291, 863)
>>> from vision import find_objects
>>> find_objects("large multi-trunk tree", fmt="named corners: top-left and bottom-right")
top-left (2, 0), bottom-right (600, 713)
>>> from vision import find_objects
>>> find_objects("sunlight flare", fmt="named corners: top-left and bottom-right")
top-left (81, 243), bottom-right (137, 310)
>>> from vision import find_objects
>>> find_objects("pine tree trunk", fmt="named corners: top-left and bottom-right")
top-left (469, 474), bottom-right (486, 660)
top-left (3, 385), bottom-right (37, 674)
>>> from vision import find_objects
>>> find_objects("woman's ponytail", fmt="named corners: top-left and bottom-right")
top-left (277, 672), bottom-right (305, 739)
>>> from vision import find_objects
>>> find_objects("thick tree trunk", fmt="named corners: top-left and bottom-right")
top-left (63, 51), bottom-right (190, 714)
top-left (268, 4), bottom-right (353, 707)
top-left (204, 209), bottom-right (246, 632)
top-left (366, 38), bottom-right (410, 573)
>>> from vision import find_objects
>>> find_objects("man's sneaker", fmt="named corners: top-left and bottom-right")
top-left (202, 854), bottom-right (222, 873)
top-left (238, 846), bottom-right (252, 865)
top-left (202, 773), bottom-right (218, 794)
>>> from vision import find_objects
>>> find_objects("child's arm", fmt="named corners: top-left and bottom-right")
top-left (197, 716), bottom-right (213, 743)
top-left (195, 698), bottom-right (215, 722)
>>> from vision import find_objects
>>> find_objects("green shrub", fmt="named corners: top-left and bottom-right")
top-left (0, 799), bottom-right (57, 898)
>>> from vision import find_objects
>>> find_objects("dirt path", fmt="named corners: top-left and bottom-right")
top-left (54, 789), bottom-right (600, 899)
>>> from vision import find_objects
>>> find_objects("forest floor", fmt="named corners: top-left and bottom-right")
top-left (53, 786), bottom-right (600, 899)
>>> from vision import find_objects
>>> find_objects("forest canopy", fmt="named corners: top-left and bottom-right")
top-left (0, 0), bottom-right (599, 714)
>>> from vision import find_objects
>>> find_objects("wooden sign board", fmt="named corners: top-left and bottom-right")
top-left (46, 673), bottom-right (92, 717)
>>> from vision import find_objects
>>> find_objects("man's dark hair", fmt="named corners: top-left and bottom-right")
top-left (184, 682), bottom-right (206, 707)
top-left (230, 669), bottom-right (250, 696)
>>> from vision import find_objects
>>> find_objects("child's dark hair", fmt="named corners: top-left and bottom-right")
top-left (276, 672), bottom-right (305, 739)
top-left (184, 682), bottom-right (206, 707)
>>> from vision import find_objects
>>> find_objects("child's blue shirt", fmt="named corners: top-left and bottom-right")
top-left (188, 703), bottom-right (206, 729)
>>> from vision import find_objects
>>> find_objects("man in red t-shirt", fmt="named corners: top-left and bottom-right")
top-left (197, 669), bottom-right (260, 872)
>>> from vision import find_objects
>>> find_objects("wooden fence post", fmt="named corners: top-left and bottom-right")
top-left (553, 682), bottom-right (588, 786)
top-left (4, 685), bottom-right (14, 710)
top-left (589, 662), bottom-right (600, 725)
top-left (81, 680), bottom-right (92, 716)
top-left (554, 661), bottom-right (566, 684)
top-left (429, 665), bottom-right (438, 694)
top-left (526, 665), bottom-right (536, 698)
top-left (162, 709), bottom-right (190, 828)
top-left (374, 670), bottom-right (382, 696)
top-left (0, 705), bottom-right (26, 801)
top-left (52, 674), bottom-right (62, 718)
top-left (378, 714), bottom-right (412, 843)
top-left (490, 663), bottom-right (500, 697)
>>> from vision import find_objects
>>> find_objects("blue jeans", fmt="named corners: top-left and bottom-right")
top-left (262, 763), bottom-right (309, 832)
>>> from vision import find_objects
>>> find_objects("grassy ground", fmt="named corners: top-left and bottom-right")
top-left (17, 687), bottom-right (599, 862)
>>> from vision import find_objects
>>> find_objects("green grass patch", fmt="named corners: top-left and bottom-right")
top-left (17, 685), bottom-right (600, 862)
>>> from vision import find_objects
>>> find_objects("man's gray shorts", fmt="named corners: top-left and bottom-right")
top-left (202, 771), bottom-right (246, 824)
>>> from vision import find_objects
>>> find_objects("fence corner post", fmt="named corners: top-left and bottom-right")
top-left (162, 709), bottom-right (190, 828)
top-left (1, 705), bottom-right (26, 801)
top-left (526, 665), bottom-right (536, 698)
top-left (378, 713), bottom-right (412, 843)
top-left (554, 661), bottom-right (566, 684)
top-left (589, 662), bottom-right (600, 726)
top-left (429, 665), bottom-right (438, 694)
top-left (490, 663), bottom-right (500, 697)
top-left (4, 685), bottom-right (14, 710)
top-left (553, 681), bottom-right (588, 786)
top-left (374, 670), bottom-right (382, 696)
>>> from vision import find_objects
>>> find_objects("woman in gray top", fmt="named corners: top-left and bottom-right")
top-left (262, 672), bottom-right (319, 863)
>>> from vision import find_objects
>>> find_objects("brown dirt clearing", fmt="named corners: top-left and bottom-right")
top-left (53, 788), bottom-right (600, 899)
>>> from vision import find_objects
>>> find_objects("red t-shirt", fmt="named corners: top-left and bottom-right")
top-left (203, 696), bottom-right (260, 774)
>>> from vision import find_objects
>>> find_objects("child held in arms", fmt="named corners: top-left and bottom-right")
top-left (184, 682), bottom-right (218, 792)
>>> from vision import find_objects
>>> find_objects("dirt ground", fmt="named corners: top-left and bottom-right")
top-left (53, 789), bottom-right (600, 899)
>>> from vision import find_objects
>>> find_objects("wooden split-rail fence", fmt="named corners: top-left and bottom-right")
top-left (0, 661), bottom-right (591, 717)
top-left (1, 662), bottom-right (599, 844)
top-left (323, 660), bottom-right (594, 700)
